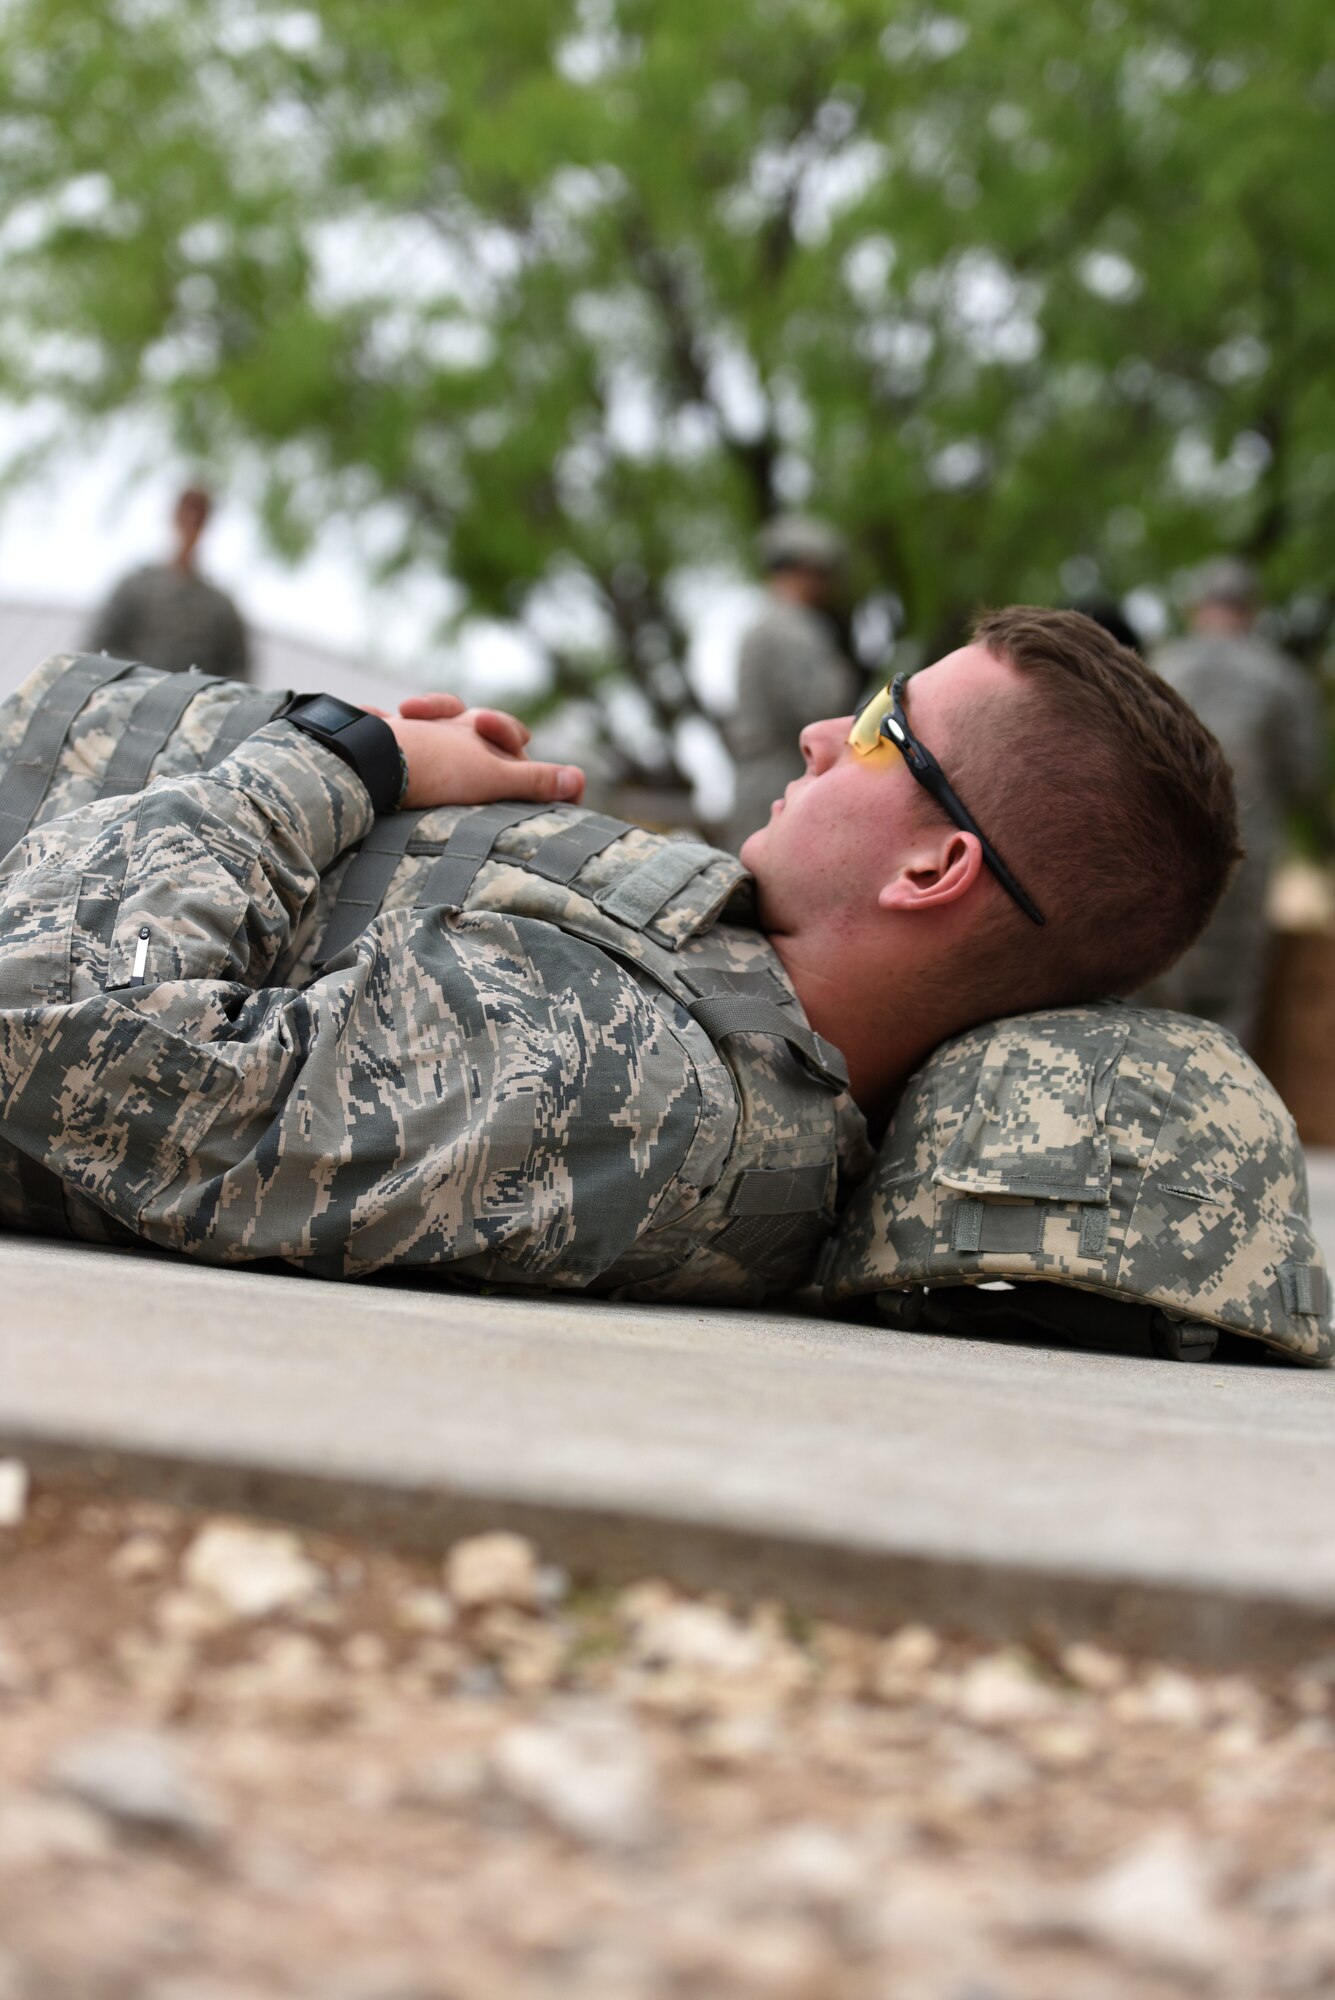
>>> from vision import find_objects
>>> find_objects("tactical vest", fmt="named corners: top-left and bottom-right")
top-left (0, 656), bottom-right (853, 1301)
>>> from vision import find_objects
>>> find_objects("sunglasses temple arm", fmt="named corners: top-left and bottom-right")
top-left (931, 771), bottom-right (1047, 927)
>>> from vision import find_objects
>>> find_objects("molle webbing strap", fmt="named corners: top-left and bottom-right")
top-left (687, 992), bottom-right (849, 1092)
top-left (413, 802), bottom-right (550, 912)
top-left (201, 688), bottom-right (292, 768)
top-left (681, 963), bottom-right (792, 1004)
top-left (16, 1152), bottom-right (68, 1238)
top-left (315, 811), bottom-right (429, 965)
top-left (595, 842), bottom-right (718, 932)
top-left (0, 654), bottom-right (137, 857)
top-left (1280, 1261), bottom-right (1329, 1319)
top-left (526, 813), bottom-right (627, 885)
top-left (97, 669), bottom-right (218, 798)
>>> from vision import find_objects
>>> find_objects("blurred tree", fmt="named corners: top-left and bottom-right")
top-left (0, 0), bottom-right (1332, 781)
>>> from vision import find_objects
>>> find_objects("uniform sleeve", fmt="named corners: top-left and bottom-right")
top-left (0, 721), bottom-right (375, 996)
top-left (0, 910), bottom-right (706, 1285)
top-left (215, 596), bottom-right (251, 683)
top-left (1271, 660), bottom-right (1327, 805)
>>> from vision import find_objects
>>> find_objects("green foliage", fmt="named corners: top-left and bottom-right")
top-left (1, 0), bottom-right (1333, 773)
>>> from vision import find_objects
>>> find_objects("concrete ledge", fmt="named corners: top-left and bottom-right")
top-left (4, 1227), bottom-right (1335, 1668)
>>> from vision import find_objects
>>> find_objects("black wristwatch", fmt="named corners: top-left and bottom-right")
top-left (282, 694), bottom-right (408, 814)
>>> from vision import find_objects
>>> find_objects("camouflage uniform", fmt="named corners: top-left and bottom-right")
top-left (720, 599), bottom-right (860, 852)
top-left (86, 564), bottom-right (250, 681)
top-left (1141, 632), bottom-right (1325, 1047)
top-left (0, 657), bottom-right (869, 1300)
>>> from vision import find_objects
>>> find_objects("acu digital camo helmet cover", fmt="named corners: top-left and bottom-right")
top-left (824, 1002), bottom-right (1332, 1366)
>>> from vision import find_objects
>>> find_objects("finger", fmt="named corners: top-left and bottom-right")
top-left (497, 758), bottom-right (585, 804)
top-left (398, 693), bottom-right (466, 720)
top-left (469, 707), bottom-right (531, 754)
top-left (360, 703), bottom-right (391, 719)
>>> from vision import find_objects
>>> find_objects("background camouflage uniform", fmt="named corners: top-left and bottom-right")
top-left (720, 599), bottom-right (860, 852)
top-left (1140, 631), bottom-right (1325, 1047)
top-left (86, 564), bottom-right (250, 681)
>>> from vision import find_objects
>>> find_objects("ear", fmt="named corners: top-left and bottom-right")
top-left (877, 830), bottom-right (984, 914)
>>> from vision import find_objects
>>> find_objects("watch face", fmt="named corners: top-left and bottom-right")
top-left (295, 693), bottom-right (360, 733)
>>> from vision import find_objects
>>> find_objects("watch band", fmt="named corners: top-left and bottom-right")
top-left (282, 694), bottom-right (407, 815)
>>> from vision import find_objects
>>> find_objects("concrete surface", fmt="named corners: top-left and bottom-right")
top-left (2, 1152), bottom-right (1334, 1666)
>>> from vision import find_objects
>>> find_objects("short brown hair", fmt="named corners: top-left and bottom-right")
top-left (939, 607), bottom-right (1239, 1011)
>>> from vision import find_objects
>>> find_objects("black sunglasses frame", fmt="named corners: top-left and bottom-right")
top-left (869, 673), bottom-right (1046, 927)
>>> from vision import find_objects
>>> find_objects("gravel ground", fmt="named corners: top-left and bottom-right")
top-left (2, 1468), bottom-right (1335, 2000)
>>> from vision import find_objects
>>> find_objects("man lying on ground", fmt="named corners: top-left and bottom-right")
top-left (0, 609), bottom-right (1238, 1301)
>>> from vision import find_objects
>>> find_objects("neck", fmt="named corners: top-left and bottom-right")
top-left (770, 923), bottom-right (974, 1137)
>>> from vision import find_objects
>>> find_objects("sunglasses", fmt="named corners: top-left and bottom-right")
top-left (848, 673), bottom-right (1046, 926)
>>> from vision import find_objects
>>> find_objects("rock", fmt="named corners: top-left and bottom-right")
top-left (212, 1631), bottom-right (342, 1720)
top-left (182, 1519), bottom-right (323, 1620)
top-left (691, 1711), bottom-right (781, 1768)
top-left (400, 1750), bottom-right (489, 1812)
top-left (47, 1727), bottom-right (224, 1847)
top-left (881, 1623), bottom-right (941, 1672)
top-left (112, 1633), bottom-right (196, 1708)
top-left (110, 1531), bottom-right (171, 1582)
top-left (615, 1578), bottom-right (678, 1626)
top-left (535, 1562), bottom-right (571, 1608)
top-left (666, 1912), bottom-right (835, 1997)
top-left (472, 1605), bottom-right (568, 1692)
top-left (156, 1588), bottom-right (229, 1641)
top-left (393, 1587), bottom-right (455, 1635)
top-left (0, 1790), bottom-right (112, 1865)
top-left (1053, 1827), bottom-right (1222, 1973)
top-left (871, 1624), bottom-right (942, 1702)
top-left (744, 1823), bottom-right (868, 1913)
top-left (455, 1662), bottom-right (503, 1698)
top-left (0, 1460), bottom-right (29, 1529)
top-left (492, 1705), bottom-right (658, 1849)
top-left (0, 1630), bottom-right (30, 1698)
top-left (342, 1632), bottom-right (391, 1673)
top-left (1027, 1719), bottom-right (1099, 1769)
top-left (1061, 1640), bottom-right (1127, 1694)
top-left (630, 1602), bottom-right (769, 1677)
top-left (444, 1532), bottom-right (542, 1611)
top-left (953, 1652), bottom-right (1057, 1727)
top-left (1112, 1667), bottom-right (1208, 1729)
top-left (930, 1734), bottom-right (1036, 1810)
top-left (146, 1982), bottom-right (284, 2000)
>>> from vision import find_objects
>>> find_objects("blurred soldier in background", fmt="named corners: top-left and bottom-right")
top-left (86, 485), bottom-right (250, 681)
top-left (719, 514), bottom-right (860, 852)
top-left (1140, 557), bottom-right (1326, 1049)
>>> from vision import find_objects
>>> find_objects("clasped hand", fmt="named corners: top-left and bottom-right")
top-left (364, 693), bottom-right (586, 810)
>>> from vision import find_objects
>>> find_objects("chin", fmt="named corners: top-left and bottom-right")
top-left (738, 825), bottom-right (764, 870)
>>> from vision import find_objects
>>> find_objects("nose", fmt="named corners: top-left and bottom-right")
top-left (798, 715), bottom-right (853, 775)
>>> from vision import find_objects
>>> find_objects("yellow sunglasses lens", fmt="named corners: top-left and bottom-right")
top-left (848, 685), bottom-right (899, 757)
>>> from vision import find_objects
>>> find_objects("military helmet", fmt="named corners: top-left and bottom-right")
top-left (1190, 554), bottom-right (1260, 611)
top-left (823, 1002), bottom-right (1331, 1366)
top-left (756, 513), bottom-right (847, 575)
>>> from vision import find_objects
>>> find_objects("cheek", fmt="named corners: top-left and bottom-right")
top-left (784, 781), bottom-right (873, 884)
